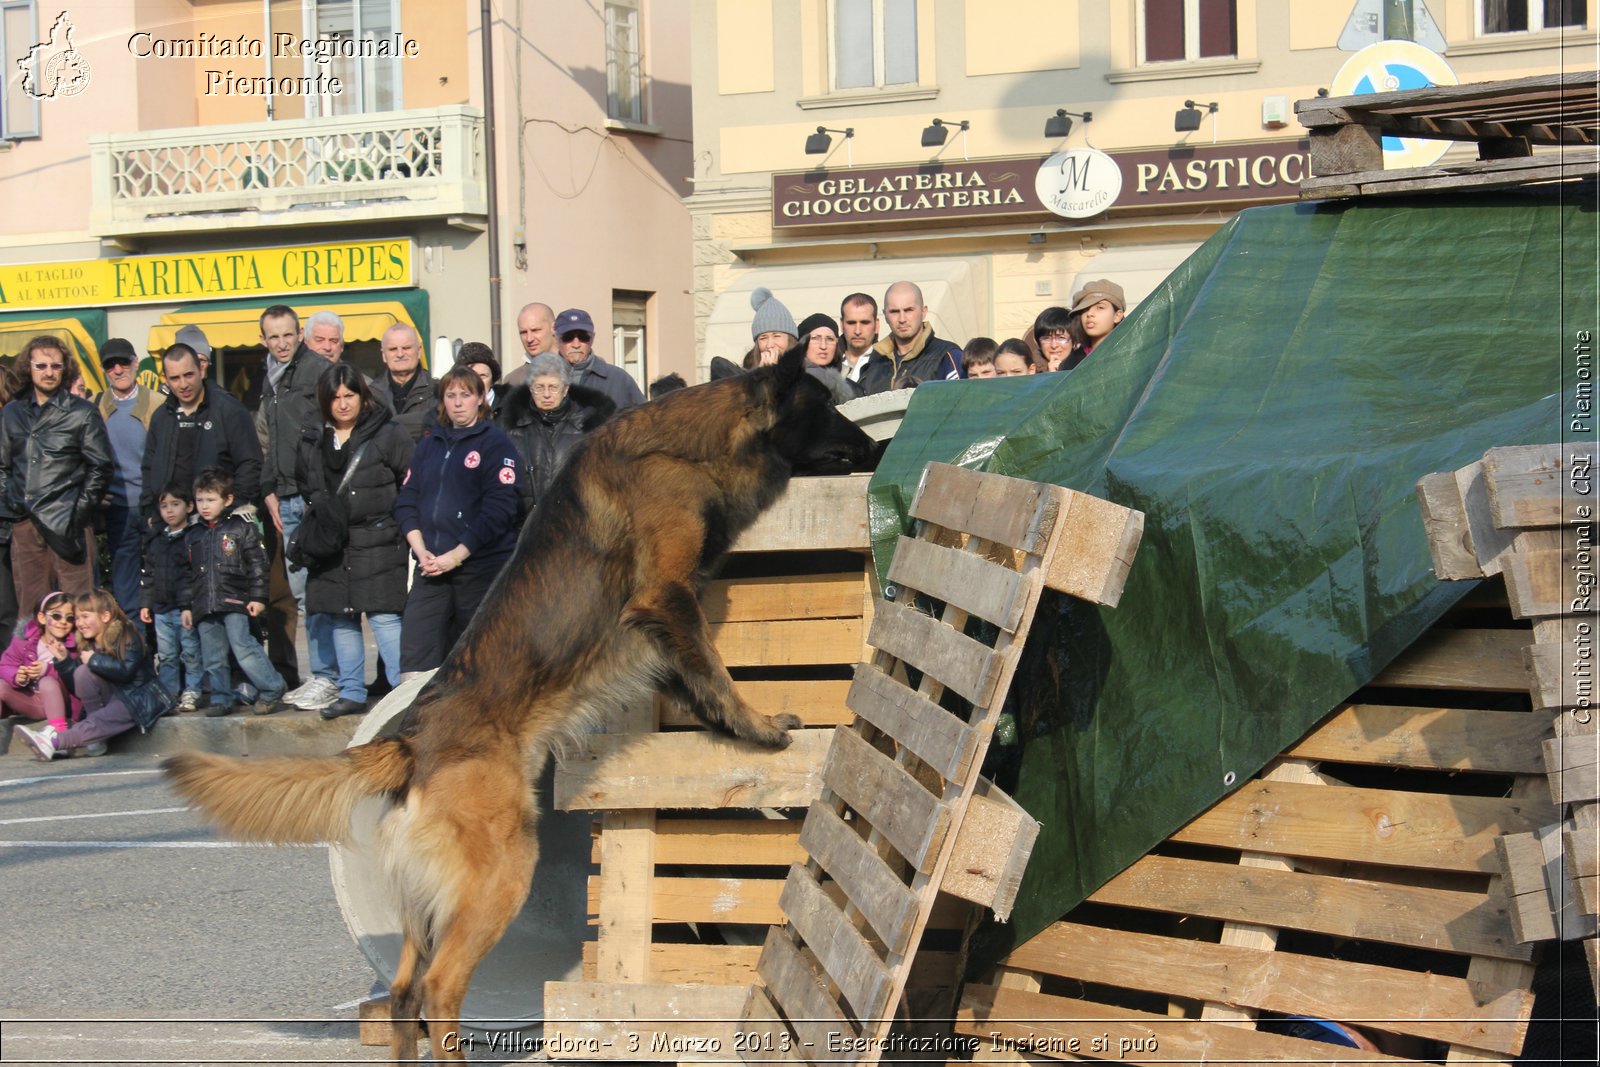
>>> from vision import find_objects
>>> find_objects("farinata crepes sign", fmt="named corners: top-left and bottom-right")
top-left (771, 141), bottom-right (1309, 229)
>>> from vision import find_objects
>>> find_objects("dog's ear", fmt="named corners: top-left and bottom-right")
top-left (773, 340), bottom-right (807, 391)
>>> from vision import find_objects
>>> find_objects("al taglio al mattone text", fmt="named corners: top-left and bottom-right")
top-left (127, 30), bottom-right (422, 96)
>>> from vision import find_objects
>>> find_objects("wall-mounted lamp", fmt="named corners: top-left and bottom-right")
top-left (921, 117), bottom-right (969, 148)
top-left (1175, 100), bottom-right (1219, 134)
top-left (1044, 108), bottom-right (1092, 139)
top-left (805, 125), bottom-right (854, 158)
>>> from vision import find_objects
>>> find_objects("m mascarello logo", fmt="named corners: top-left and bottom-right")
top-left (1035, 148), bottom-right (1123, 220)
top-left (18, 10), bottom-right (92, 100)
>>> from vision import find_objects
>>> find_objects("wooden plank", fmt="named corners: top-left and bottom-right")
top-left (1526, 642), bottom-right (1595, 711)
top-left (1496, 832), bottom-right (1560, 943)
top-left (543, 982), bottom-right (745, 1061)
top-left (1483, 443), bottom-right (1598, 528)
top-left (798, 802), bottom-right (920, 949)
top-left (1173, 776), bottom-right (1556, 873)
top-left (887, 535), bottom-right (1027, 632)
top-left (734, 474), bottom-right (870, 551)
top-left (823, 726), bottom-right (947, 874)
top-left (779, 864), bottom-right (894, 1024)
top-left (1370, 627), bottom-right (1531, 692)
top-left (712, 618), bottom-right (864, 667)
top-left (640, 819), bottom-right (803, 866)
top-left (846, 661), bottom-right (975, 783)
top-left (704, 572), bottom-right (865, 624)
top-left (910, 463), bottom-right (1057, 556)
top-left (866, 596), bottom-right (1002, 707)
top-left (1536, 819), bottom-right (1598, 939)
top-left (652, 876), bottom-right (783, 925)
top-left (579, 929), bottom-right (961, 988)
top-left (1416, 464), bottom-right (1518, 579)
top-left (661, 680), bottom-right (854, 729)
top-left (959, 985), bottom-right (1403, 1065)
top-left (943, 780), bottom-right (1039, 920)
top-left (1309, 121), bottom-right (1386, 176)
top-left (1003, 920), bottom-right (1533, 1055)
top-left (1566, 825), bottom-right (1599, 917)
top-left (357, 996), bottom-right (391, 1047)
top-left (1504, 539), bottom-right (1586, 620)
top-left (555, 729), bottom-right (832, 811)
top-left (1043, 490), bottom-right (1144, 608)
top-left (755, 930), bottom-right (857, 1055)
top-left (1088, 853), bottom-right (1533, 961)
top-left (1546, 735), bottom-right (1600, 805)
top-left (597, 811), bottom-right (655, 981)
top-left (1302, 151), bottom-right (1599, 198)
top-left (739, 985), bottom-right (809, 1065)
top-left (1294, 72), bottom-right (1598, 122)
top-left (1285, 704), bottom-right (1554, 774)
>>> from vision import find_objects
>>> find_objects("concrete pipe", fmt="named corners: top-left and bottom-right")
top-left (328, 671), bottom-right (593, 1034)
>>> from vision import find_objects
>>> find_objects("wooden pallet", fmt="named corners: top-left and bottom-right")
top-left (738, 463), bottom-right (1143, 1066)
top-left (1420, 444), bottom-right (1600, 997)
top-left (956, 580), bottom-right (1551, 1064)
top-left (1295, 72), bottom-right (1600, 199)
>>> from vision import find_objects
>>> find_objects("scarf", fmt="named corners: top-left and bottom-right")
top-left (265, 353), bottom-right (291, 393)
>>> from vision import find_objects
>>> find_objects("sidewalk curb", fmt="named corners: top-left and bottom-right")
top-left (1, 708), bottom-right (361, 760)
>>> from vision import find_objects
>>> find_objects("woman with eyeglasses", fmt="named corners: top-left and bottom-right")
top-left (497, 352), bottom-right (615, 515)
top-left (1030, 306), bottom-right (1087, 372)
top-left (0, 591), bottom-right (85, 734)
top-left (393, 365), bottom-right (524, 675)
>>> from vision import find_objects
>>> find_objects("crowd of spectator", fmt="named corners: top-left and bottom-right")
top-left (0, 275), bottom-right (1123, 760)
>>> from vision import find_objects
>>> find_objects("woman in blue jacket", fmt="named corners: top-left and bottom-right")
top-left (393, 363), bottom-right (524, 674)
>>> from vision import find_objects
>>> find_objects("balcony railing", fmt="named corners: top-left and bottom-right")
top-left (89, 105), bottom-right (485, 237)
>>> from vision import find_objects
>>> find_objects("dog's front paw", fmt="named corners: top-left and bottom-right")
top-left (770, 712), bottom-right (803, 732)
top-left (750, 712), bottom-right (801, 749)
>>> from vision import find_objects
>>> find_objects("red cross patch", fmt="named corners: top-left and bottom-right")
top-left (464, 451), bottom-right (481, 469)
top-left (498, 467), bottom-right (516, 485)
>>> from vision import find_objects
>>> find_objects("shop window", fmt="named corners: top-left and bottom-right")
top-left (832, 0), bottom-right (919, 91)
top-left (1142, 0), bottom-right (1237, 63)
top-left (606, 0), bottom-right (647, 123)
top-left (305, 0), bottom-right (402, 118)
top-left (613, 290), bottom-right (650, 392)
top-left (2, 0), bottom-right (42, 140)
top-left (1478, 0), bottom-right (1588, 33)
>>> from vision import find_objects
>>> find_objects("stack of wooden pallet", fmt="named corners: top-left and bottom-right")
top-left (952, 464), bottom-right (1562, 1063)
top-left (1419, 443), bottom-right (1600, 998)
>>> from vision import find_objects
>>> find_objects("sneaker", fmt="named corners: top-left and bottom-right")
top-left (15, 725), bottom-right (59, 761)
top-left (284, 677), bottom-right (339, 711)
top-left (320, 698), bottom-right (368, 721)
top-left (203, 701), bottom-right (237, 718)
top-left (177, 690), bottom-right (201, 713)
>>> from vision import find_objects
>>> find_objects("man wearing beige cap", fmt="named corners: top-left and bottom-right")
top-left (1069, 278), bottom-right (1125, 362)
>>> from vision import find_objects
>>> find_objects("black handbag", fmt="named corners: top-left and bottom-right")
top-left (287, 439), bottom-right (371, 568)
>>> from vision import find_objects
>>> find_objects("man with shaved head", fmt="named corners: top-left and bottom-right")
top-left (370, 323), bottom-right (438, 443)
top-left (858, 280), bottom-right (963, 394)
top-left (506, 302), bottom-right (557, 388)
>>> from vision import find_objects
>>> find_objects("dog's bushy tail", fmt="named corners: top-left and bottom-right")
top-left (162, 738), bottom-right (414, 845)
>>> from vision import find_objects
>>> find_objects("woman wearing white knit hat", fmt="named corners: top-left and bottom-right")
top-left (745, 286), bottom-right (799, 368)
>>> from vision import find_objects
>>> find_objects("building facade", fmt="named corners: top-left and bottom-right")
top-left (0, 0), bottom-right (694, 394)
top-left (687, 0), bottom-right (1593, 367)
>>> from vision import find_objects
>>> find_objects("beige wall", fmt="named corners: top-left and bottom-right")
top-left (686, 0), bottom-right (1592, 361)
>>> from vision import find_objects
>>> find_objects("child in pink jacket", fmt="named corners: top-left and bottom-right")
top-left (0, 591), bottom-right (85, 732)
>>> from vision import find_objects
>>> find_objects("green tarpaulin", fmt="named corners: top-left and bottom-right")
top-left (865, 189), bottom-right (1594, 965)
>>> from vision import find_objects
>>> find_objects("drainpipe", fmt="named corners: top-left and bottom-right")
top-left (480, 0), bottom-right (503, 353)
top-left (262, 0), bottom-right (274, 120)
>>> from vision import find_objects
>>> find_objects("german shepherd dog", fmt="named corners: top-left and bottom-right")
top-left (164, 344), bottom-right (875, 1063)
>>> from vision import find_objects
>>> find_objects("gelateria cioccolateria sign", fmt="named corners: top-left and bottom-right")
top-left (772, 140), bottom-right (1309, 228)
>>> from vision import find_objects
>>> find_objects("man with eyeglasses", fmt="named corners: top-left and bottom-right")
top-left (94, 338), bottom-right (162, 618)
top-left (551, 307), bottom-right (645, 412)
top-left (0, 336), bottom-right (114, 629)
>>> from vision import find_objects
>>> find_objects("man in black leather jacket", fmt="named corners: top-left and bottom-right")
top-left (0, 336), bottom-right (114, 627)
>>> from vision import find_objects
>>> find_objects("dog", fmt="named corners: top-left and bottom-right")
top-left (163, 343), bottom-right (875, 1063)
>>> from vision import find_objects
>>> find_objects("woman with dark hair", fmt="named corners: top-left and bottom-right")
top-left (1031, 305), bottom-right (1082, 372)
top-left (13, 589), bottom-right (172, 760)
top-left (287, 363), bottom-right (415, 717)
top-left (393, 364), bottom-right (524, 674)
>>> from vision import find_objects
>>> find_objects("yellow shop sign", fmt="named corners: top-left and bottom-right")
top-left (0, 238), bottom-right (413, 312)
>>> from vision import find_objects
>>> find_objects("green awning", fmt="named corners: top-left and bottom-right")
top-left (0, 309), bottom-right (109, 392)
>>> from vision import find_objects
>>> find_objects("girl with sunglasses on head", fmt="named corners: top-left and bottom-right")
top-left (0, 591), bottom-right (85, 736)
top-left (14, 589), bottom-right (174, 761)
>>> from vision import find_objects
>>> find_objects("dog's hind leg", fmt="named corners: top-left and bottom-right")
top-left (420, 788), bottom-right (541, 1061)
top-left (387, 927), bottom-right (429, 1064)
top-left (626, 580), bottom-right (798, 748)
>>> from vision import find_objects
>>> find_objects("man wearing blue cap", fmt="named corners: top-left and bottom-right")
top-left (553, 308), bottom-right (645, 412)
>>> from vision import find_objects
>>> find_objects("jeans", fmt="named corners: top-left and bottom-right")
top-left (369, 612), bottom-right (401, 688)
top-left (153, 608), bottom-right (202, 695)
top-left (306, 611), bottom-right (337, 686)
top-left (57, 665), bottom-right (136, 751)
top-left (197, 612), bottom-right (285, 705)
top-left (312, 613), bottom-right (404, 702)
top-left (105, 503), bottom-right (144, 618)
top-left (278, 494), bottom-right (308, 610)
